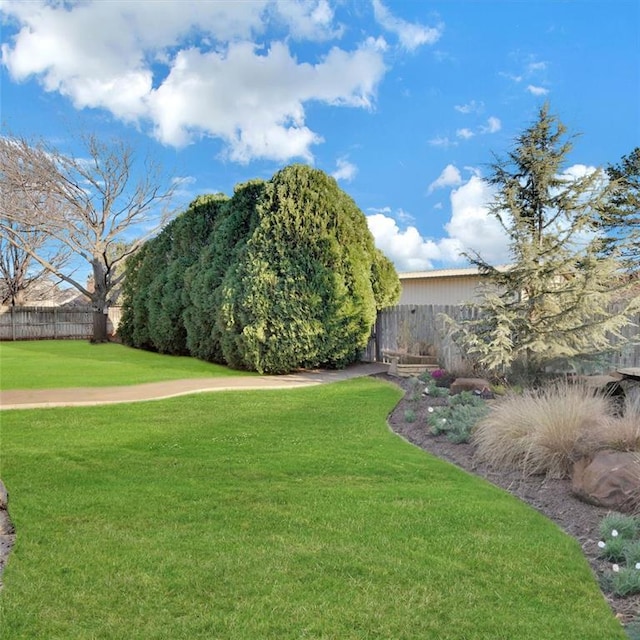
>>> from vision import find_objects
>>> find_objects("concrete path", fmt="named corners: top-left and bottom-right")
top-left (0, 363), bottom-right (389, 410)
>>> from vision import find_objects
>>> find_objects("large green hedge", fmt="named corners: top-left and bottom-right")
top-left (120, 165), bottom-right (399, 373)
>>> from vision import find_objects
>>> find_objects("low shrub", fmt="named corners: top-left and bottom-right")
top-left (608, 565), bottom-right (640, 597)
top-left (449, 390), bottom-right (486, 408)
top-left (407, 376), bottom-right (424, 401)
top-left (599, 513), bottom-right (639, 541)
top-left (404, 408), bottom-right (416, 423)
top-left (420, 379), bottom-right (450, 398)
top-left (473, 380), bottom-right (612, 477)
top-left (626, 616), bottom-right (640, 640)
top-left (598, 536), bottom-right (627, 563)
top-left (428, 368), bottom-right (456, 388)
top-left (429, 393), bottom-right (490, 444)
top-left (597, 512), bottom-right (640, 599)
top-left (624, 540), bottom-right (640, 566)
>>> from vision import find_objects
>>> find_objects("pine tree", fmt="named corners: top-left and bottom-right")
top-left (449, 104), bottom-right (639, 378)
top-left (600, 147), bottom-right (640, 270)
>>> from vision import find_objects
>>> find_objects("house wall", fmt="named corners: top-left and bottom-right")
top-left (398, 274), bottom-right (484, 306)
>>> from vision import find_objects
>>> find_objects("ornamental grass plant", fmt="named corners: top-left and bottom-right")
top-left (473, 380), bottom-right (612, 477)
top-left (598, 393), bottom-right (640, 453)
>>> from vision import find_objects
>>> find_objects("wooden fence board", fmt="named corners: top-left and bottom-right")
top-left (366, 304), bottom-right (639, 372)
top-left (3, 304), bottom-right (638, 372)
top-left (0, 306), bottom-right (122, 341)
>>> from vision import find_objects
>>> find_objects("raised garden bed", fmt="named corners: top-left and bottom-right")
top-left (382, 350), bottom-right (439, 378)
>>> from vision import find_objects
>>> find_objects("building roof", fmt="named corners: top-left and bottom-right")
top-left (398, 265), bottom-right (511, 280)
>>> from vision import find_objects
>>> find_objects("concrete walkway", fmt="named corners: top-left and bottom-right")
top-left (0, 363), bottom-right (389, 410)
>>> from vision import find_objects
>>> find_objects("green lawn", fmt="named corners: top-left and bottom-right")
top-left (0, 340), bottom-right (253, 390)
top-left (0, 378), bottom-right (625, 639)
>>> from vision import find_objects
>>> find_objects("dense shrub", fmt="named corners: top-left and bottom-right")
top-left (217, 166), bottom-right (381, 372)
top-left (119, 194), bottom-right (226, 354)
top-left (183, 181), bottom-right (264, 363)
top-left (120, 165), bottom-right (400, 373)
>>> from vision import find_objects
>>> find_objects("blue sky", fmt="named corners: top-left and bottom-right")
top-left (1, 0), bottom-right (639, 274)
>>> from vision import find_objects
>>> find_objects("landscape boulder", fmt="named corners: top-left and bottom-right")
top-left (572, 450), bottom-right (640, 513)
top-left (449, 378), bottom-right (492, 397)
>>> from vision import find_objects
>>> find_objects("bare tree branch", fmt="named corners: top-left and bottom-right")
top-left (0, 133), bottom-right (177, 340)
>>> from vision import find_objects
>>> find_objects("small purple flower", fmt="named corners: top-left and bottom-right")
top-left (431, 369), bottom-right (445, 379)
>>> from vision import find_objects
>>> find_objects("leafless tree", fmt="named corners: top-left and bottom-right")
top-left (0, 220), bottom-right (57, 306)
top-left (0, 134), bottom-right (177, 341)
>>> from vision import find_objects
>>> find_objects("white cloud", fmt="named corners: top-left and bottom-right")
top-left (372, 0), bottom-right (442, 51)
top-left (456, 128), bottom-right (474, 140)
top-left (428, 136), bottom-right (457, 149)
top-left (332, 156), bottom-right (357, 182)
top-left (367, 213), bottom-right (442, 271)
top-left (561, 164), bottom-right (597, 180)
top-left (445, 176), bottom-right (509, 264)
top-left (500, 71), bottom-right (523, 83)
top-left (369, 174), bottom-right (511, 271)
top-left (428, 164), bottom-right (462, 193)
top-left (0, 0), bottom-right (387, 163)
top-left (480, 116), bottom-right (501, 134)
top-left (454, 100), bottom-right (483, 114)
top-left (272, 0), bottom-right (343, 41)
top-left (502, 55), bottom-right (550, 95)
top-left (527, 84), bottom-right (549, 96)
top-left (147, 39), bottom-right (386, 160)
top-left (464, 165), bottom-right (482, 178)
top-left (527, 60), bottom-right (547, 73)
top-left (371, 163), bottom-right (603, 271)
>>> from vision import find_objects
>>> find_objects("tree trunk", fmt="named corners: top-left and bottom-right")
top-left (91, 260), bottom-right (110, 343)
top-left (92, 309), bottom-right (108, 343)
top-left (11, 289), bottom-right (25, 306)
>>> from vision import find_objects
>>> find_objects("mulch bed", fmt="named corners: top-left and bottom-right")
top-left (378, 372), bottom-right (639, 627)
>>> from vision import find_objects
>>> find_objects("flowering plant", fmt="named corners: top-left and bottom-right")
top-left (597, 516), bottom-right (640, 597)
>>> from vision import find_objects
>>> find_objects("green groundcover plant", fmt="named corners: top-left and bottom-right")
top-left (0, 378), bottom-right (625, 639)
top-left (597, 513), bottom-right (640, 599)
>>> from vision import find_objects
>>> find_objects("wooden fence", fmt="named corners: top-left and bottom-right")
top-left (0, 306), bottom-right (123, 341)
top-left (362, 305), bottom-right (477, 370)
top-left (363, 304), bottom-right (640, 372)
top-left (3, 303), bottom-right (638, 371)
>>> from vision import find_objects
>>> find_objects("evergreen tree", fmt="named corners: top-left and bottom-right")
top-left (119, 194), bottom-right (225, 352)
top-left (218, 165), bottom-right (383, 373)
top-left (183, 181), bottom-right (264, 362)
top-left (449, 104), bottom-right (639, 377)
top-left (120, 165), bottom-right (400, 373)
top-left (600, 147), bottom-right (640, 270)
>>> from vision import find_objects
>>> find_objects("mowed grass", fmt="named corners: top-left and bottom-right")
top-left (0, 378), bottom-right (624, 639)
top-left (0, 340), bottom-right (253, 390)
